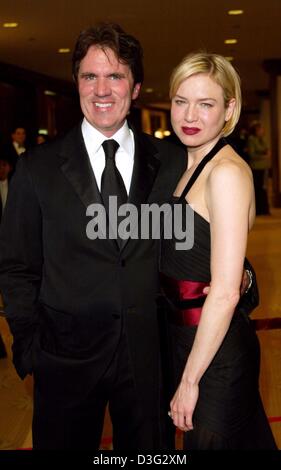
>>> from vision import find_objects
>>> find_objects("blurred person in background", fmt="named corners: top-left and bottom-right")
top-left (3, 126), bottom-right (27, 179)
top-left (247, 121), bottom-right (270, 215)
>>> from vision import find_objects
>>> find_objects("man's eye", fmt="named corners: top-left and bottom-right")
top-left (110, 74), bottom-right (122, 80)
top-left (83, 74), bottom-right (95, 80)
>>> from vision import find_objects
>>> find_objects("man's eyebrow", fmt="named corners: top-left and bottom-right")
top-left (106, 72), bottom-right (126, 77)
top-left (79, 71), bottom-right (95, 76)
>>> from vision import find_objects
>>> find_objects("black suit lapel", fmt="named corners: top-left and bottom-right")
top-left (58, 125), bottom-right (113, 244)
top-left (128, 132), bottom-right (161, 207)
top-left (58, 125), bottom-right (101, 208)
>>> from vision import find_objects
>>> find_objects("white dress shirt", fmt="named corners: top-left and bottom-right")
top-left (13, 141), bottom-right (26, 156)
top-left (0, 179), bottom-right (8, 211)
top-left (81, 118), bottom-right (135, 194)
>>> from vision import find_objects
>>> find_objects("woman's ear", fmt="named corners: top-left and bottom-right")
top-left (225, 98), bottom-right (236, 122)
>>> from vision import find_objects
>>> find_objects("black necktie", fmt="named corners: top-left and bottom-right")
top-left (101, 139), bottom-right (127, 212)
top-left (101, 140), bottom-right (127, 245)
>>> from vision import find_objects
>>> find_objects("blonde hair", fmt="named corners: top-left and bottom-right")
top-left (169, 52), bottom-right (242, 136)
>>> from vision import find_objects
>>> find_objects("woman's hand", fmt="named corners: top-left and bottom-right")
top-left (169, 379), bottom-right (199, 432)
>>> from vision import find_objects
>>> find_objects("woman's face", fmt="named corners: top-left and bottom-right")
top-left (171, 73), bottom-right (235, 151)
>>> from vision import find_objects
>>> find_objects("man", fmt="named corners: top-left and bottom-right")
top-left (0, 24), bottom-right (186, 450)
top-left (3, 126), bottom-right (27, 178)
top-left (0, 24), bottom-right (256, 451)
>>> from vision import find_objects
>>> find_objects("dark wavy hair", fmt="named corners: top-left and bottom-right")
top-left (72, 23), bottom-right (144, 86)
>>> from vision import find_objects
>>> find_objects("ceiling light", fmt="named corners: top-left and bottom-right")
top-left (145, 88), bottom-right (154, 93)
top-left (228, 10), bottom-right (243, 15)
top-left (58, 48), bottom-right (70, 53)
top-left (3, 22), bottom-right (18, 28)
top-left (224, 39), bottom-right (238, 44)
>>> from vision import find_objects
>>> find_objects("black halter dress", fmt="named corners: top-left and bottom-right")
top-left (160, 139), bottom-right (277, 450)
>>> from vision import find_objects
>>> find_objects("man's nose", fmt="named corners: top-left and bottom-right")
top-left (94, 78), bottom-right (111, 96)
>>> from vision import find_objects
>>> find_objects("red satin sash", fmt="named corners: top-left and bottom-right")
top-left (161, 274), bottom-right (209, 326)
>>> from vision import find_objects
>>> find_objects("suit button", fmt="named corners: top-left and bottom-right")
top-left (119, 259), bottom-right (126, 267)
top-left (112, 313), bottom-right (121, 319)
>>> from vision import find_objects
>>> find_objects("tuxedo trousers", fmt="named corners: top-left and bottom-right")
top-left (32, 331), bottom-right (164, 450)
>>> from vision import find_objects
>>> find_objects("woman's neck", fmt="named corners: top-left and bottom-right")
top-left (187, 136), bottom-right (222, 169)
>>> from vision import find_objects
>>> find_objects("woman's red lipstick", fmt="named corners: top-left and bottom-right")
top-left (182, 127), bottom-right (200, 135)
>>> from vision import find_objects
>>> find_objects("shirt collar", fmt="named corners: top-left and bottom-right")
top-left (13, 141), bottom-right (25, 150)
top-left (81, 118), bottom-right (134, 156)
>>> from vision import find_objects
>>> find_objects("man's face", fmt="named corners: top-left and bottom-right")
top-left (12, 128), bottom-right (26, 146)
top-left (78, 46), bottom-right (141, 137)
top-left (0, 160), bottom-right (12, 181)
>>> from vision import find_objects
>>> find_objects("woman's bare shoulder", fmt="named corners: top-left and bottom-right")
top-left (211, 144), bottom-right (252, 179)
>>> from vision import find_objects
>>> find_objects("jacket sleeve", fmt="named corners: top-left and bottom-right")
top-left (0, 155), bottom-right (42, 378)
top-left (236, 257), bottom-right (259, 316)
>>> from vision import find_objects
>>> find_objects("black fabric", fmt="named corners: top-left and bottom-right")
top-left (183, 396), bottom-right (277, 450)
top-left (161, 139), bottom-right (227, 282)
top-left (0, 184), bottom-right (7, 357)
top-left (161, 138), bottom-right (259, 306)
top-left (0, 334), bottom-right (7, 358)
top-left (0, 179), bottom-right (8, 222)
top-left (177, 138), bottom-right (227, 202)
top-left (101, 139), bottom-right (127, 213)
top-left (170, 317), bottom-right (276, 449)
top-left (0, 124), bottom-right (187, 450)
top-left (160, 139), bottom-right (277, 450)
top-left (237, 257), bottom-right (259, 315)
top-left (32, 333), bottom-right (159, 450)
top-left (101, 139), bottom-right (128, 248)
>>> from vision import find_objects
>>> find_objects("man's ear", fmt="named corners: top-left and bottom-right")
top-left (132, 83), bottom-right (141, 100)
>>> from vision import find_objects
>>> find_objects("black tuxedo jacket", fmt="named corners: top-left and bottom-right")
top-left (0, 179), bottom-right (9, 223)
top-left (2, 142), bottom-right (20, 179)
top-left (0, 124), bottom-right (187, 408)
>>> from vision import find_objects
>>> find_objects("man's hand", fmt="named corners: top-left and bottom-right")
top-left (202, 269), bottom-right (252, 296)
top-left (241, 269), bottom-right (252, 295)
top-left (202, 284), bottom-right (210, 295)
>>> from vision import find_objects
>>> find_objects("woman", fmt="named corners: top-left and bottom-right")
top-left (160, 52), bottom-right (277, 449)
